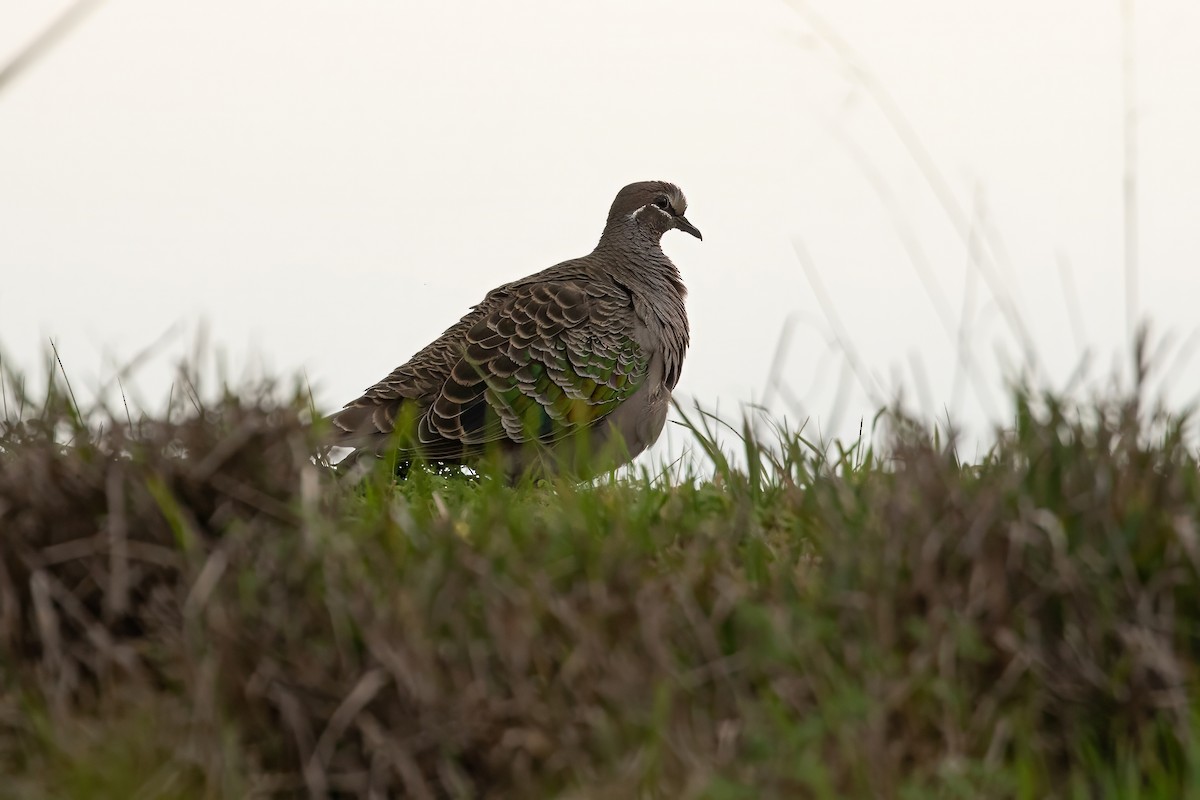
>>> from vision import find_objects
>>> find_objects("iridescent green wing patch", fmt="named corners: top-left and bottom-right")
top-left (427, 281), bottom-right (649, 448)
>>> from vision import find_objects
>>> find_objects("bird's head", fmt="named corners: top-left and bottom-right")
top-left (605, 181), bottom-right (702, 242)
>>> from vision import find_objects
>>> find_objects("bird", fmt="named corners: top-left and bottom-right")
top-left (327, 180), bottom-right (700, 479)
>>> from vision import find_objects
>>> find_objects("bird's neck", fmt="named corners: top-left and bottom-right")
top-left (595, 220), bottom-right (663, 253)
top-left (594, 226), bottom-right (685, 294)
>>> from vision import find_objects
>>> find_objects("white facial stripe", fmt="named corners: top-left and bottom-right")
top-left (629, 203), bottom-right (674, 221)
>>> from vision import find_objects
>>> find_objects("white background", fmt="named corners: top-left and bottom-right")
top-left (3, 1), bottom-right (1198, 459)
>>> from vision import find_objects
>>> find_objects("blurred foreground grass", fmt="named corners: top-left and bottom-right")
top-left (2, 351), bottom-right (1200, 799)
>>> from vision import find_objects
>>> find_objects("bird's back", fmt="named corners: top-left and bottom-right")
top-left (328, 253), bottom-right (634, 456)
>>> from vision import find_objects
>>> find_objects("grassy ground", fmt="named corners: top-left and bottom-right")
top-left (2, 355), bottom-right (1200, 798)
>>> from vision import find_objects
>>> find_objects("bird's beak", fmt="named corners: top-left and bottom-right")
top-left (675, 216), bottom-right (702, 240)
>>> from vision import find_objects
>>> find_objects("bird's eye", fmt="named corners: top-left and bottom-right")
top-left (654, 196), bottom-right (671, 210)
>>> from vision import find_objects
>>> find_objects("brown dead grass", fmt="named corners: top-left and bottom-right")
top-left (2, 370), bottom-right (1199, 798)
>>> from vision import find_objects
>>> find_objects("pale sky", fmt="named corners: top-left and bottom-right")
top-left (2, 1), bottom-right (1199, 457)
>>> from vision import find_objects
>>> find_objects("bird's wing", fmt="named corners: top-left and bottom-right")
top-left (328, 280), bottom-right (652, 462)
top-left (422, 280), bottom-right (651, 451)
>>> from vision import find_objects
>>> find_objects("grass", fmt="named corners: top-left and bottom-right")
top-left (2, 343), bottom-right (1200, 799)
